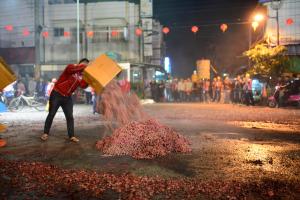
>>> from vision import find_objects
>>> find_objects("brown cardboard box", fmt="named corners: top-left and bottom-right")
top-left (0, 57), bottom-right (17, 90)
top-left (83, 54), bottom-right (122, 93)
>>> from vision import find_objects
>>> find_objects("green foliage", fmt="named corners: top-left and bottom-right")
top-left (244, 44), bottom-right (289, 76)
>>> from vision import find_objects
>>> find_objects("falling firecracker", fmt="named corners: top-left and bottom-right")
top-left (220, 23), bottom-right (228, 32)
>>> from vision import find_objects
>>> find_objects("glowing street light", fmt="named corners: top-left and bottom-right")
top-left (253, 13), bottom-right (264, 22)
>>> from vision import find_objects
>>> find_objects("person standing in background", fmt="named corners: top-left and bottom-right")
top-left (185, 78), bottom-right (193, 102)
top-left (214, 76), bottom-right (223, 102)
top-left (84, 86), bottom-right (92, 104)
top-left (203, 79), bottom-right (210, 103)
top-left (223, 76), bottom-right (232, 104)
top-left (177, 79), bottom-right (185, 102)
top-left (16, 79), bottom-right (26, 96)
top-left (211, 77), bottom-right (217, 101)
top-left (28, 77), bottom-right (37, 96)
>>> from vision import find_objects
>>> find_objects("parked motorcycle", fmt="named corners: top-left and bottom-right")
top-left (268, 86), bottom-right (300, 108)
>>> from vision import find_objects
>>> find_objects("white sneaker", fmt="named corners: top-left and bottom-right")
top-left (70, 136), bottom-right (79, 143)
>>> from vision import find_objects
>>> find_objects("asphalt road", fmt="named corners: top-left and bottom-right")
top-left (0, 103), bottom-right (300, 198)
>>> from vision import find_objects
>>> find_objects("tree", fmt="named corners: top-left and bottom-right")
top-left (243, 43), bottom-right (289, 77)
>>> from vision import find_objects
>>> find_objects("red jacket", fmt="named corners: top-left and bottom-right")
top-left (53, 64), bottom-right (88, 97)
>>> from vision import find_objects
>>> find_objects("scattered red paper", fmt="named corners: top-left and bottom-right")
top-left (0, 159), bottom-right (297, 199)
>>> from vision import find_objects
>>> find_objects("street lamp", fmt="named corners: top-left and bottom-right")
top-left (249, 13), bottom-right (264, 49)
top-left (253, 13), bottom-right (265, 22)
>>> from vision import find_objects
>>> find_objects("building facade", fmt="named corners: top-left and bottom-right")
top-left (0, 0), bottom-right (165, 81)
top-left (260, 0), bottom-right (300, 73)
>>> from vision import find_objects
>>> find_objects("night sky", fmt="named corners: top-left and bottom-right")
top-left (153, 0), bottom-right (259, 78)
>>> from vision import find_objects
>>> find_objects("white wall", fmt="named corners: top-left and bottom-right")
top-left (0, 0), bottom-right (34, 47)
top-left (42, 0), bottom-right (141, 63)
top-left (264, 0), bottom-right (300, 45)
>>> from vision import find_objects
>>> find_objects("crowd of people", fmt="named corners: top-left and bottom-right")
top-left (147, 74), bottom-right (268, 106)
top-left (2, 73), bottom-right (299, 109)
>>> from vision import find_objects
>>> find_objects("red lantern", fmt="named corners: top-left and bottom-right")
top-left (135, 28), bottom-right (142, 36)
top-left (220, 24), bottom-right (228, 32)
top-left (191, 26), bottom-right (199, 33)
top-left (111, 30), bottom-right (119, 37)
top-left (42, 31), bottom-right (49, 38)
top-left (64, 31), bottom-right (70, 37)
top-left (286, 18), bottom-right (294, 25)
top-left (162, 27), bottom-right (170, 34)
top-left (87, 31), bottom-right (94, 38)
top-left (23, 28), bottom-right (30, 36)
top-left (5, 25), bottom-right (13, 31)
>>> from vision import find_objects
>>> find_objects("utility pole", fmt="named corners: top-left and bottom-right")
top-left (271, 0), bottom-right (282, 46)
top-left (34, 0), bottom-right (40, 79)
top-left (276, 9), bottom-right (280, 45)
top-left (84, 0), bottom-right (88, 59)
top-left (76, 0), bottom-right (80, 62)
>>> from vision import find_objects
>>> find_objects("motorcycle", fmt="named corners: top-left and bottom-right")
top-left (0, 92), bottom-right (8, 105)
top-left (268, 86), bottom-right (300, 108)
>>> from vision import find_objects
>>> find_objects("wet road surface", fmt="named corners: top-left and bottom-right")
top-left (0, 103), bottom-right (300, 198)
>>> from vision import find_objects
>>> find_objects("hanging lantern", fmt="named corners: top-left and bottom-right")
top-left (42, 31), bottom-right (49, 38)
top-left (220, 23), bottom-right (228, 32)
top-left (5, 25), bottom-right (13, 31)
top-left (252, 21), bottom-right (259, 31)
top-left (64, 31), bottom-right (70, 37)
top-left (23, 28), bottom-right (30, 36)
top-left (286, 18), bottom-right (294, 25)
top-left (162, 27), bottom-right (170, 34)
top-left (87, 31), bottom-right (94, 38)
top-left (111, 30), bottom-right (119, 37)
top-left (191, 26), bottom-right (199, 33)
top-left (135, 28), bottom-right (142, 36)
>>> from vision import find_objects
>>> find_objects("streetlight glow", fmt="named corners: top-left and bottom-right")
top-left (254, 13), bottom-right (264, 22)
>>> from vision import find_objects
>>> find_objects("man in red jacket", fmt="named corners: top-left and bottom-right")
top-left (41, 58), bottom-right (89, 142)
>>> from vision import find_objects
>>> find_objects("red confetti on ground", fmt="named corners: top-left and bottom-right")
top-left (96, 119), bottom-right (191, 159)
top-left (0, 159), bottom-right (298, 199)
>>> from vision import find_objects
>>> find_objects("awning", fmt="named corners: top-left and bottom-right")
top-left (130, 63), bottom-right (166, 73)
top-left (0, 47), bottom-right (35, 65)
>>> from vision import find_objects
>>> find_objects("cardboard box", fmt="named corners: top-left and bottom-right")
top-left (0, 57), bottom-right (17, 90)
top-left (83, 54), bottom-right (122, 93)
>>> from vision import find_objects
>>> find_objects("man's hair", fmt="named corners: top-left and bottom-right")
top-left (78, 58), bottom-right (89, 64)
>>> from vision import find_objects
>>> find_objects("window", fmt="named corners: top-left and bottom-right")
top-left (64, 0), bottom-right (75, 4)
top-left (71, 28), bottom-right (83, 43)
top-left (48, 0), bottom-right (63, 4)
top-left (92, 28), bottom-right (109, 43)
top-left (54, 28), bottom-right (64, 37)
